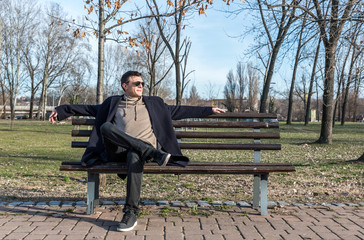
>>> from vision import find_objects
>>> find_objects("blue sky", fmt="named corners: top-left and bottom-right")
top-left (38, 0), bottom-right (267, 99)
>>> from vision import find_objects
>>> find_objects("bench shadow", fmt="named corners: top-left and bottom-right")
top-left (0, 204), bottom-right (119, 231)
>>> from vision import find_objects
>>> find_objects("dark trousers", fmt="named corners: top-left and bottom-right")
top-left (100, 122), bottom-right (155, 214)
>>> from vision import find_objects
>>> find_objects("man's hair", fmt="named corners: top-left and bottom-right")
top-left (121, 71), bottom-right (142, 89)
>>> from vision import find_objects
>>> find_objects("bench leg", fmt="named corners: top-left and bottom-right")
top-left (87, 173), bottom-right (100, 215)
top-left (253, 174), bottom-right (260, 210)
top-left (260, 174), bottom-right (268, 216)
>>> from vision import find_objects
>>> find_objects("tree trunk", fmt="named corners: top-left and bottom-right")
top-left (260, 47), bottom-right (280, 113)
top-left (287, 13), bottom-right (307, 124)
top-left (97, 0), bottom-right (105, 104)
top-left (333, 43), bottom-right (351, 127)
top-left (314, 0), bottom-right (356, 144)
top-left (286, 56), bottom-right (298, 124)
top-left (305, 39), bottom-right (320, 126)
top-left (352, 68), bottom-right (361, 122)
top-left (259, 1), bottom-right (297, 113)
top-left (341, 44), bottom-right (356, 126)
top-left (29, 91), bottom-right (35, 119)
top-left (317, 45), bottom-right (336, 144)
top-left (174, 5), bottom-right (182, 105)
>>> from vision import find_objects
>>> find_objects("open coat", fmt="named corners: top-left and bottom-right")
top-left (56, 95), bottom-right (213, 167)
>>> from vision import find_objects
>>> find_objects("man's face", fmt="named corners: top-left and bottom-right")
top-left (123, 76), bottom-right (144, 98)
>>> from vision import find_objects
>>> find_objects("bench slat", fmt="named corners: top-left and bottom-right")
top-left (72, 130), bottom-right (92, 137)
top-left (175, 132), bottom-right (280, 139)
top-left (60, 162), bottom-right (295, 174)
top-left (72, 141), bottom-right (281, 150)
top-left (179, 143), bottom-right (281, 150)
top-left (71, 120), bottom-right (279, 128)
top-left (173, 121), bottom-right (278, 128)
top-left (71, 130), bottom-right (280, 139)
top-left (204, 112), bottom-right (277, 119)
top-left (71, 112), bottom-right (279, 126)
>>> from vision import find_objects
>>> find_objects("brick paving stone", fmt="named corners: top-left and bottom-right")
top-left (125, 236), bottom-right (144, 240)
top-left (3, 232), bottom-right (28, 240)
top-left (309, 225), bottom-right (342, 239)
top-left (145, 236), bottom-right (165, 240)
top-left (184, 229), bottom-right (212, 236)
top-left (236, 224), bottom-right (263, 239)
top-left (104, 232), bottom-right (126, 240)
top-left (164, 226), bottom-right (182, 234)
top-left (252, 221), bottom-right (276, 239)
top-left (184, 235), bottom-right (204, 240)
top-left (13, 225), bottom-right (36, 233)
top-left (200, 224), bottom-right (219, 231)
top-left (27, 215), bottom-right (48, 222)
top-left (85, 231), bottom-right (108, 239)
top-left (223, 233), bottom-right (244, 240)
top-left (65, 234), bottom-right (89, 240)
top-left (204, 234), bottom-right (224, 240)
top-left (43, 235), bottom-right (67, 240)
top-left (165, 232), bottom-right (183, 240)
top-left (24, 234), bottom-right (47, 240)
top-left (136, 229), bottom-right (164, 236)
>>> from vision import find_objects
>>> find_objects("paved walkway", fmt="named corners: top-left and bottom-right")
top-left (0, 204), bottom-right (363, 240)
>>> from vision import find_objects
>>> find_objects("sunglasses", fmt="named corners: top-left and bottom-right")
top-left (128, 81), bottom-right (145, 87)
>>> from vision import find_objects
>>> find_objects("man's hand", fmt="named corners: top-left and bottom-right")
top-left (212, 108), bottom-right (226, 114)
top-left (49, 111), bottom-right (58, 124)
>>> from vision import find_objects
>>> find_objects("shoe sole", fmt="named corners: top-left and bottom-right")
top-left (117, 221), bottom-right (137, 232)
top-left (161, 153), bottom-right (171, 167)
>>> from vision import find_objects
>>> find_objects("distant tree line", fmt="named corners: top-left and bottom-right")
top-left (222, 0), bottom-right (363, 144)
top-left (1, 0), bottom-right (363, 145)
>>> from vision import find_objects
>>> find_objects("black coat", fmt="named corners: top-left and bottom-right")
top-left (56, 95), bottom-right (213, 167)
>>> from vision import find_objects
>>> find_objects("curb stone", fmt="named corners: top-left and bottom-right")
top-left (1, 200), bottom-right (363, 209)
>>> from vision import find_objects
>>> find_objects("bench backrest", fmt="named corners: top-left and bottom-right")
top-left (71, 112), bottom-right (280, 163)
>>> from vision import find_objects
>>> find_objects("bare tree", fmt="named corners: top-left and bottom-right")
top-left (247, 63), bottom-right (260, 112)
top-left (224, 70), bottom-right (237, 112)
top-left (188, 84), bottom-right (201, 105)
top-left (148, 0), bottom-right (202, 105)
top-left (0, 0), bottom-right (38, 127)
top-left (73, 0), bottom-right (177, 104)
top-left (37, 4), bottom-right (92, 120)
top-left (333, 39), bottom-right (352, 125)
top-left (286, 8), bottom-right (314, 124)
top-left (22, 20), bottom-right (42, 119)
top-left (137, 19), bottom-right (173, 96)
top-left (204, 81), bottom-right (219, 101)
top-left (236, 62), bottom-right (247, 112)
top-left (352, 56), bottom-right (363, 122)
top-left (0, 13), bottom-right (5, 118)
top-left (341, 22), bottom-right (363, 125)
top-left (310, 0), bottom-right (359, 143)
top-left (304, 38), bottom-right (321, 125)
top-left (257, 0), bottom-right (300, 113)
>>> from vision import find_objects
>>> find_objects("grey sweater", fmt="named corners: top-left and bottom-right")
top-left (112, 95), bottom-right (157, 147)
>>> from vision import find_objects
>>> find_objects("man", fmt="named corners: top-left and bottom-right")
top-left (49, 71), bottom-right (225, 232)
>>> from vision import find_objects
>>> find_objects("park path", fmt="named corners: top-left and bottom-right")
top-left (0, 204), bottom-right (363, 239)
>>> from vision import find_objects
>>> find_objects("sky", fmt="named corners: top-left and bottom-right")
top-left (37, 0), bottom-right (271, 99)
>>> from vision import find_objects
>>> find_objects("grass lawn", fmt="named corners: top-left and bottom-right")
top-left (0, 119), bottom-right (362, 204)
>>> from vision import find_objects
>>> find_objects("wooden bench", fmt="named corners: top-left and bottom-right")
top-left (60, 112), bottom-right (295, 215)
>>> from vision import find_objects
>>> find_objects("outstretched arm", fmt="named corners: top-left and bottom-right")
top-left (49, 104), bottom-right (100, 124)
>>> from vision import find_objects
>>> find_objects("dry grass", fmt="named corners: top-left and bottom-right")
top-left (0, 119), bottom-right (362, 204)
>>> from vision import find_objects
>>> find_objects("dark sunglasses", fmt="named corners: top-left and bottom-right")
top-left (128, 81), bottom-right (145, 87)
